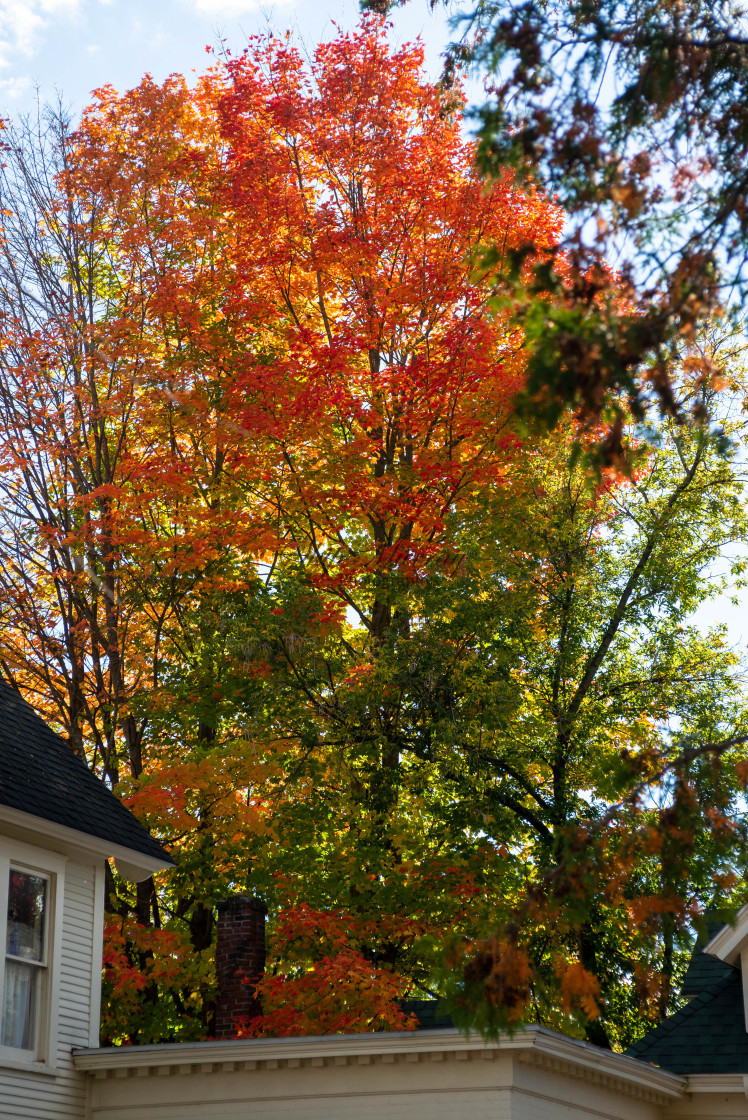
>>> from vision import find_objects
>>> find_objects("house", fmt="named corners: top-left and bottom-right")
top-left (2, 678), bottom-right (748, 1120)
top-left (0, 679), bottom-right (174, 1118)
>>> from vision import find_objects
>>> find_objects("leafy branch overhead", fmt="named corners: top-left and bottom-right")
top-left (367, 0), bottom-right (748, 446)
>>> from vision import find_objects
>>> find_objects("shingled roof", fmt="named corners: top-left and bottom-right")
top-left (625, 920), bottom-right (748, 1075)
top-left (400, 999), bottom-right (453, 1030)
top-left (626, 969), bottom-right (748, 1074)
top-left (0, 679), bottom-right (173, 866)
top-left (680, 918), bottom-right (736, 998)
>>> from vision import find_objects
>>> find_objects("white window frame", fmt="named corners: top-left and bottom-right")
top-left (0, 838), bottom-right (66, 1073)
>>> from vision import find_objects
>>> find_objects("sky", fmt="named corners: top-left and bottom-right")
top-left (0, 0), bottom-right (459, 115)
top-left (0, 0), bottom-right (745, 653)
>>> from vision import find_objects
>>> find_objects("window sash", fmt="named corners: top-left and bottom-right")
top-left (6, 868), bottom-right (49, 969)
top-left (0, 839), bottom-right (66, 1070)
top-left (2, 868), bottom-right (49, 1053)
top-left (1, 959), bottom-right (38, 1051)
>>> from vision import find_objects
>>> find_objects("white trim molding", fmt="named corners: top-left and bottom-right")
top-left (0, 836), bottom-right (67, 1073)
top-left (73, 1024), bottom-right (686, 1104)
top-left (685, 1073), bottom-right (747, 1094)
top-left (88, 861), bottom-right (106, 1047)
top-left (0, 804), bottom-right (172, 881)
top-left (703, 904), bottom-right (748, 965)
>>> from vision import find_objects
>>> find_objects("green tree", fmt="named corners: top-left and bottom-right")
top-left (189, 344), bottom-right (748, 1048)
top-left (429, 365), bottom-right (748, 1046)
top-left (3, 23), bottom-right (747, 1049)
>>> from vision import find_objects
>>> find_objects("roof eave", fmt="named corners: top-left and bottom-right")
top-left (686, 1073), bottom-right (748, 1094)
top-left (0, 802), bottom-right (174, 880)
top-left (72, 1024), bottom-right (686, 1101)
top-left (704, 904), bottom-right (748, 965)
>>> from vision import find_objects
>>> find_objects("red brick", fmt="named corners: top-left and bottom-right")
top-left (214, 895), bottom-right (268, 1039)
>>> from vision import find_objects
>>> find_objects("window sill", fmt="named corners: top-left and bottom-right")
top-left (0, 1052), bottom-right (58, 1076)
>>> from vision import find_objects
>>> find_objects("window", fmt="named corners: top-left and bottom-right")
top-left (0, 839), bottom-right (65, 1070)
top-left (2, 869), bottom-right (49, 1051)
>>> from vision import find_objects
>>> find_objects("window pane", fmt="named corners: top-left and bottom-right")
top-left (1, 959), bottom-right (36, 1049)
top-left (6, 871), bottom-right (46, 962)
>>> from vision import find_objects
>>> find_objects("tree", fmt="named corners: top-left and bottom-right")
top-left (428, 361), bottom-right (748, 1046)
top-left (0, 93), bottom-right (270, 1040)
top-left (131, 29), bottom-right (748, 1041)
top-left (157, 330), bottom-right (747, 1049)
top-left (368, 0), bottom-right (748, 451)
top-left (0, 19), bottom-right (561, 1041)
top-left (0, 106), bottom-right (149, 777)
top-left (189, 18), bottom-right (566, 1033)
top-left (2, 18), bottom-right (747, 1047)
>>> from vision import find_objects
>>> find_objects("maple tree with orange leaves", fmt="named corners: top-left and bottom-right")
top-left (1, 18), bottom-right (747, 1050)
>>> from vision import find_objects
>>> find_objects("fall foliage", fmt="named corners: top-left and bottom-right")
top-left (0, 16), bottom-right (747, 1051)
top-left (402, 0), bottom-right (748, 453)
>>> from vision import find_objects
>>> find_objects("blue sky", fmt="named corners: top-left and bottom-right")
top-left (1, 0), bottom-right (744, 651)
top-left (0, 0), bottom-right (459, 116)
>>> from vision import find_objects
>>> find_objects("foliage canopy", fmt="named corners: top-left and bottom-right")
top-left (0, 17), bottom-right (746, 1049)
top-left (367, 0), bottom-right (748, 454)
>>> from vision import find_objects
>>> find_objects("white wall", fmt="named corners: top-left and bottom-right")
top-left (82, 1040), bottom-right (671, 1120)
top-left (0, 854), bottom-right (100, 1120)
top-left (664, 1083), bottom-right (748, 1120)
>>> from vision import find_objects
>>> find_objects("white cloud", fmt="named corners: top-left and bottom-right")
top-left (188, 0), bottom-right (275, 15)
top-left (0, 0), bottom-right (80, 69)
top-left (0, 73), bottom-right (32, 99)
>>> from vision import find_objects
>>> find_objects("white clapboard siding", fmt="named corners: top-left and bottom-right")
top-left (0, 857), bottom-right (96, 1120)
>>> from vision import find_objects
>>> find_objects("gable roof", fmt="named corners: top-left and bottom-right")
top-left (0, 679), bottom-right (173, 868)
top-left (681, 917), bottom-right (736, 997)
top-left (625, 913), bottom-right (748, 1075)
top-left (625, 968), bottom-right (748, 1074)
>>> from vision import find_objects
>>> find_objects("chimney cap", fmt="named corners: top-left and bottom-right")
top-left (216, 895), bottom-right (268, 916)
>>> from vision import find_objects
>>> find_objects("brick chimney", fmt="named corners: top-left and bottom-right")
top-left (214, 896), bottom-right (267, 1038)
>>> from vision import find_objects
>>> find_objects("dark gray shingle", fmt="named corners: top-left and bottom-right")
top-left (681, 918), bottom-right (735, 997)
top-left (0, 680), bottom-right (173, 866)
top-left (400, 999), bottom-right (453, 1029)
top-left (625, 969), bottom-right (748, 1074)
top-left (625, 918), bottom-right (748, 1075)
